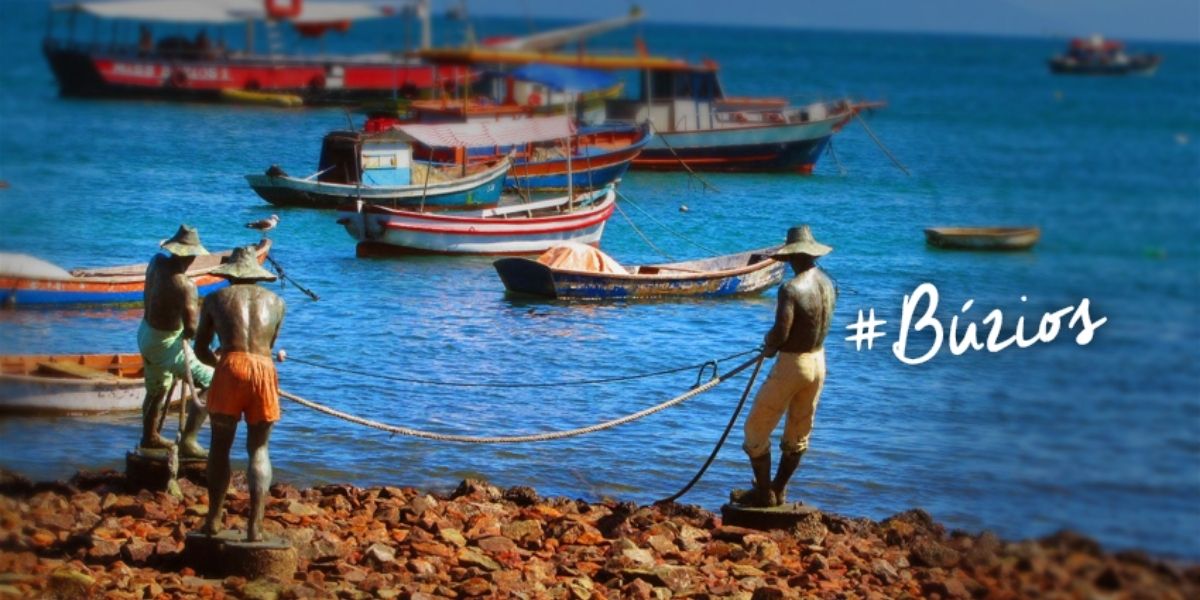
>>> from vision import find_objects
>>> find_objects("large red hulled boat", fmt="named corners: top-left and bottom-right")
top-left (43, 0), bottom-right (469, 105)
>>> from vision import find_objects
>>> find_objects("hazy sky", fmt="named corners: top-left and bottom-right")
top-left (465, 0), bottom-right (1200, 43)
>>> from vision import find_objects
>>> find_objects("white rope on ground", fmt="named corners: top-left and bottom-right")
top-left (279, 352), bottom-right (763, 444)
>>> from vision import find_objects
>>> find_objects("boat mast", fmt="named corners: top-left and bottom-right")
top-left (417, 0), bottom-right (432, 50)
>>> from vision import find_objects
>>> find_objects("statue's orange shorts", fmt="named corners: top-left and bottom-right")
top-left (208, 351), bottom-right (280, 425)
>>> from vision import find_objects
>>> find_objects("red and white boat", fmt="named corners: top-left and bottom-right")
top-left (43, 0), bottom-right (469, 104)
top-left (337, 185), bottom-right (616, 256)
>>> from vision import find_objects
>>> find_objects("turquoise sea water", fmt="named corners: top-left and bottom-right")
top-left (2, 1), bottom-right (1198, 558)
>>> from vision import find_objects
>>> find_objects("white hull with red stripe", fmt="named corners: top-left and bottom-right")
top-left (337, 185), bottom-right (616, 256)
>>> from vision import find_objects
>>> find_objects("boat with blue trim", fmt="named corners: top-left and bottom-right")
top-left (494, 243), bottom-right (784, 300)
top-left (0, 239), bottom-right (271, 308)
top-left (417, 46), bottom-right (878, 174)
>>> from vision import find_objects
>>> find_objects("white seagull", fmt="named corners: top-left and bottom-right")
top-left (246, 214), bottom-right (280, 235)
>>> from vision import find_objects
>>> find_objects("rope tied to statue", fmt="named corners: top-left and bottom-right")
top-left (278, 351), bottom-right (764, 444)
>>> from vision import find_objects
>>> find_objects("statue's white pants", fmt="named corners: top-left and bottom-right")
top-left (742, 349), bottom-right (826, 458)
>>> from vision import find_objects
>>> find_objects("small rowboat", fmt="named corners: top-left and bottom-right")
top-left (0, 239), bottom-right (271, 308)
top-left (338, 186), bottom-right (616, 256)
top-left (494, 244), bottom-right (785, 300)
top-left (924, 227), bottom-right (1041, 251)
top-left (220, 88), bottom-right (304, 108)
top-left (0, 353), bottom-right (181, 414)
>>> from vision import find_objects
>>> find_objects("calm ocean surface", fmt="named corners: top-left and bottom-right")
top-left (1, 1), bottom-right (1198, 558)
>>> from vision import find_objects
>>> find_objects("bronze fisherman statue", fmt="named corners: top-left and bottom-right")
top-left (194, 246), bottom-right (286, 543)
top-left (735, 225), bottom-right (837, 507)
top-left (139, 225), bottom-right (211, 457)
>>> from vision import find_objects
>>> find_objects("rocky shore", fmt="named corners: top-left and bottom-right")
top-left (1, 469), bottom-right (1195, 599)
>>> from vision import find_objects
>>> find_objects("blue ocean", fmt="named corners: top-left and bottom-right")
top-left (1, 0), bottom-right (1198, 558)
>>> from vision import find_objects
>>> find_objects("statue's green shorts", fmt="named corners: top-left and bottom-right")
top-left (137, 320), bottom-right (214, 396)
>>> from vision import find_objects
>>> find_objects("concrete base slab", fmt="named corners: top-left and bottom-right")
top-left (721, 501), bottom-right (819, 530)
top-left (184, 530), bottom-right (297, 580)
top-left (125, 448), bottom-right (207, 491)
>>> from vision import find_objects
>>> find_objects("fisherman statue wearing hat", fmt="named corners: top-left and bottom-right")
top-left (733, 225), bottom-right (837, 508)
top-left (138, 225), bottom-right (213, 457)
top-left (194, 245), bottom-right (286, 542)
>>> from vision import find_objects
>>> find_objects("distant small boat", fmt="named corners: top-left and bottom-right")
top-left (1049, 36), bottom-right (1161, 76)
top-left (220, 88), bottom-right (303, 107)
top-left (0, 353), bottom-right (181, 414)
top-left (339, 186), bottom-right (616, 256)
top-left (0, 239), bottom-right (271, 307)
top-left (924, 227), bottom-right (1041, 251)
top-left (494, 243), bottom-right (785, 299)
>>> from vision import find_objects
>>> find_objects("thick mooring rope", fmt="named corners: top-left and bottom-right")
top-left (279, 352), bottom-right (763, 444)
top-left (283, 347), bottom-right (760, 388)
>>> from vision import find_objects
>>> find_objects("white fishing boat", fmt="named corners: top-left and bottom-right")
top-left (337, 185), bottom-right (616, 256)
top-left (0, 353), bottom-right (181, 414)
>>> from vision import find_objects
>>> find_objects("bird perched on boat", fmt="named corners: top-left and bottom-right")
top-left (245, 214), bottom-right (279, 236)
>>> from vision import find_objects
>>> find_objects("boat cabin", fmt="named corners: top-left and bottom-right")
top-left (317, 131), bottom-right (414, 186)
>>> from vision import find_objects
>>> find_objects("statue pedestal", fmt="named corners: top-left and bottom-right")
top-left (125, 448), bottom-right (207, 491)
top-left (184, 530), bottom-right (297, 580)
top-left (721, 501), bottom-right (819, 530)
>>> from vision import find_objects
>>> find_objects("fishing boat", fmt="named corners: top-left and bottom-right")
top-left (418, 44), bottom-right (878, 174)
top-left (494, 243), bottom-right (784, 299)
top-left (362, 67), bottom-right (651, 192)
top-left (43, 0), bottom-right (470, 104)
top-left (245, 128), bottom-right (511, 210)
top-left (0, 239), bottom-right (271, 307)
top-left (1049, 36), bottom-right (1161, 76)
top-left (0, 353), bottom-right (181, 414)
top-left (924, 227), bottom-right (1041, 251)
top-left (338, 185), bottom-right (616, 256)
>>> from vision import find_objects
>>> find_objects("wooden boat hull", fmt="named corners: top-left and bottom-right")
top-left (0, 353), bottom-right (181, 414)
top-left (220, 88), bottom-right (303, 107)
top-left (494, 246), bottom-right (785, 300)
top-left (924, 227), bottom-right (1041, 251)
top-left (631, 108), bottom-right (853, 173)
top-left (0, 239), bottom-right (271, 308)
top-left (504, 127), bottom-right (650, 191)
top-left (245, 159), bottom-right (509, 210)
top-left (340, 187), bottom-right (616, 256)
top-left (43, 44), bottom-right (468, 105)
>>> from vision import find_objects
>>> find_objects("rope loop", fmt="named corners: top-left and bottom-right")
top-left (693, 360), bottom-right (718, 389)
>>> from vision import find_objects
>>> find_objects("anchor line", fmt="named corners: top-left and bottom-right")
top-left (278, 352), bottom-right (764, 444)
top-left (646, 121), bottom-right (720, 193)
top-left (614, 200), bottom-right (675, 261)
top-left (281, 346), bottom-right (762, 388)
top-left (615, 190), bottom-right (720, 255)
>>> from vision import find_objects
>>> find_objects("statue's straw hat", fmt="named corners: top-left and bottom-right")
top-left (160, 225), bottom-right (209, 257)
top-left (773, 225), bottom-right (832, 259)
top-left (211, 245), bottom-right (276, 282)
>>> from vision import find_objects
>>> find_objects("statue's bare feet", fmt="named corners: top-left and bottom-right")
top-left (139, 433), bottom-right (175, 450)
top-left (729, 488), bottom-right (777, 508)
top-left (199, 514), bottom-right (221, 536)
top-left (179, 438), bottom-right (208, 460)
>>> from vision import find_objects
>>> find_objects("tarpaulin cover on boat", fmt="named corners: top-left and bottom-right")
top-left (0, 254), bottom-right (74, 281)
top-left (393, 115), bottom-right (574, 149)
top-left (510, 64), bottom-right (619, 93)
top-left (536, 243), bottom-right (627, 275)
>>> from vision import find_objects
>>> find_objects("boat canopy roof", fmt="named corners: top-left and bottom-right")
top-left (509, 64), bottom-right (618, 93)
top-left (393, 115), bottom-right (574, 148)
top-left (417, 48), bottom-right (713, 73)
top-left (54, 0), bottom-right (386, 24)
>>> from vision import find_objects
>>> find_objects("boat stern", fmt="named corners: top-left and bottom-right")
top-left (493, 258), bottom-right (559, 298)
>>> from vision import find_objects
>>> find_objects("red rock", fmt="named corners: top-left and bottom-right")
top-left (88, 537), bottom-right (122, 560)
top-left (477, 536), bottom-right (519, 555)
top-left (457, 576), bottom-right (492, 597)
top-left (911, 539), bottom-right (962, 569)
top-left (121, 538), bottom-right (155, 564)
